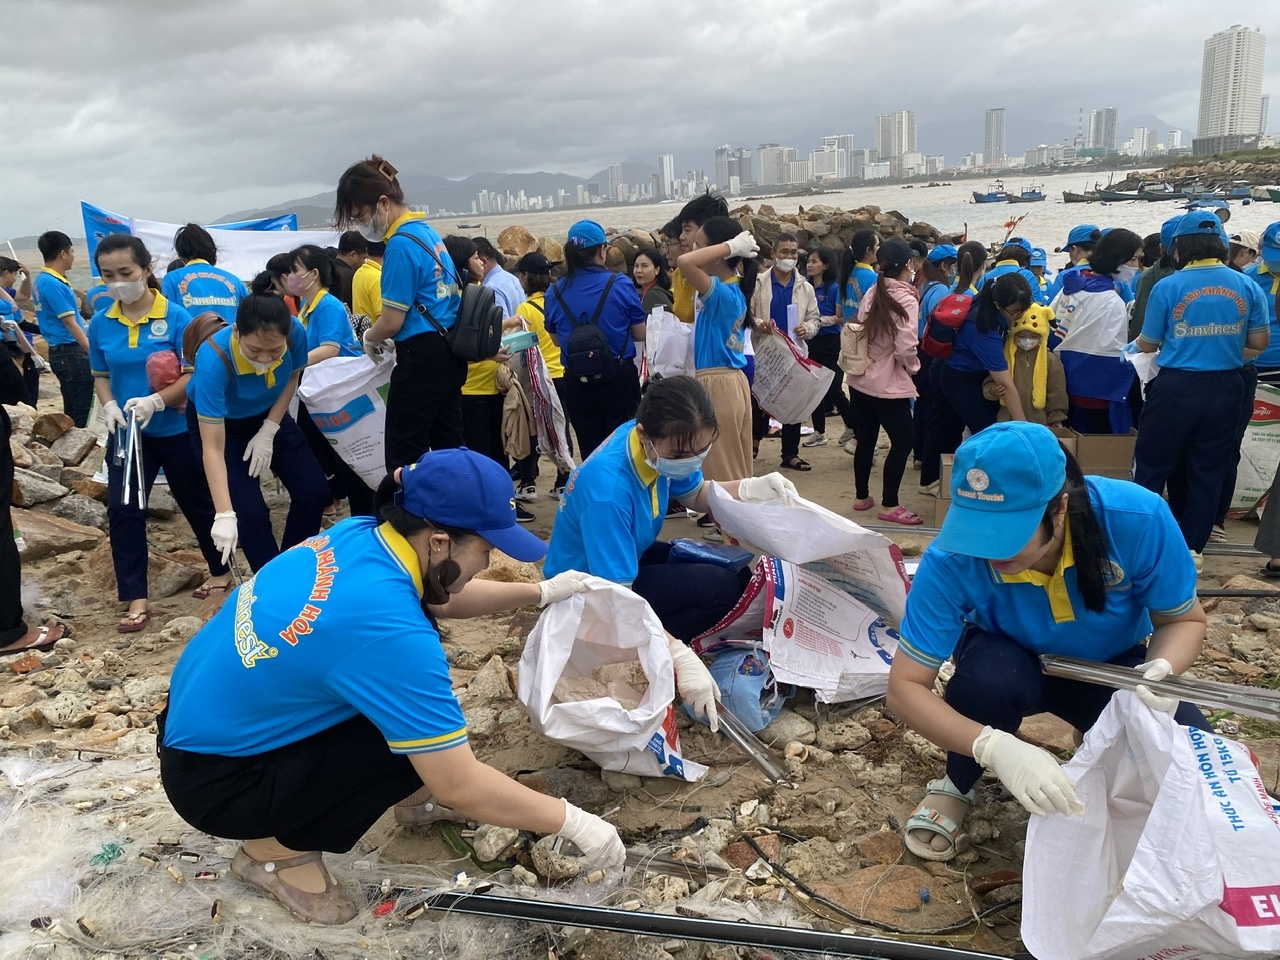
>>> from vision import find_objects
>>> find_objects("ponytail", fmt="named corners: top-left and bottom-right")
top-left (954, 240), bottom-right (988, 294)
top-left (1043, 449), bottom-right (1110, 613)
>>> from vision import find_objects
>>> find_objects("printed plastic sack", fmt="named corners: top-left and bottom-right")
top-left (518, 578), bottom-right (706, 781)
top-left (1233, 382), bottom-right (1280, 513)
top-left (668, 538), bottom-right (754, 572)
top-left (297, 355), bottom-right (394, 489)
top-left (1023, 691), bottom-right (1280, 960)
top-left (749, 325), bottom-right (834, 424)
top-left (683, 647), bottom-right (792, 732)
top-left (644, 308), bottom-right (695, 381)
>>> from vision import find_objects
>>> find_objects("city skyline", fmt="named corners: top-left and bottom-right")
top-left (1198, 24), bottom-right (1267, 141)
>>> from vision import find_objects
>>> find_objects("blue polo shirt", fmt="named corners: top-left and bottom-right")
top-left (161, 260), bottom-right (247, 323)
top-left (813, 280), bottom-right (839, 335)
top-left (544, 422), bottom-right (705, 585)
top-left (32, 268), bottom-right (83, 346)
top-left (162, 518), bottom-right (468, 757)
top-left (298, 289), bottom-right (360, 357)
top-left (1246, 262), bottom-right (1280, 368)
top-left (693, 276), bottom-right (748, 371)
top-left (898, 478), bottom-right (1197, 670)
top-left (946, 300), bottom-right (1008, 374)
top-left (190, 319), bottom-right (309, 423)
top-left (544, 265), bottom-right (645, 364)
top-left (381, 212), bottom-right (460, 341)
top-left (841, 263), bottom-right (878, 319)
top-left (769, 272), bottom-right (795, 334)
top-left (88, 293), bottom-right (195, 438)
top-left (1139, 260), bottom-right (1268, 371)
top-left (85, 283), bottom-right (115, 316)
top-left (981, 260), bottom-right (1040, 301)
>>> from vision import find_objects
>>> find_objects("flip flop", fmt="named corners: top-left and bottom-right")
top-left (904, 777), bottom-right (975, 862)
top-left (0, 620), bottom-right (67, 658)
top-left (878, 505), bottom-right (924, 526)
top-left (852, 497), bottom-right (875, 511)
top-left (1260, 561), bottom-right (1280, 579)
top-left (117, 610), bottom-right (151, 634)
top-left (781, 457), bottom-right (812, 472)
top-left (192, 580), bottom-right (232, 600)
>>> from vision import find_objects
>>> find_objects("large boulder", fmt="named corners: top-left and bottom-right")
top-left (496, 226), bottom-right (538, 259)
top-left (11, 468), bottom-right (68, 506)
top-left (50, 494), bottom-right (108, 531)
top-left (31, 412), bottom-right (74, 444)
top-left (49, 428), bottom-right (99, 465)
top-left (16, 511), bottom-right (105, 560)
top-left (537, 237), bottom-right (563, 265)
top-left (90, 542), bottom-right (206, 598)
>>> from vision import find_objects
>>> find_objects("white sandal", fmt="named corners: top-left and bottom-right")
top-left (904, 777), bottom-right (974, 862)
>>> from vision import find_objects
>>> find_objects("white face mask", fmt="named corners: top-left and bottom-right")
top-left (356, 207), bottom-right (386, 243)
top-left (108, 278), bottom-right (148, 304)
top-left (1115, 264), bottom-right (1139, 284)
top-left (1015, 335), bottom-right (1041, 352)
top-left (774, 258), bottom-right (797, 274)
top-left (244, 357), bottom-right (275, 375)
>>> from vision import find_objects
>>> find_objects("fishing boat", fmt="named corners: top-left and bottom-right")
top-left (1250, 186), bottom-right (1275, 201)
top-left (457, 222), bottom-right (483, 229)
top-left (1062, 191), bottom-right (1100, 203)
top-left (1097, 188), bottom-right (1143, 202)
top-left (972, 180), bottom-right (1009, 203)
top-left (1008, 185), bottom-right (1045, 203)
top-left (1269, 188), bottom-right (1280, 203)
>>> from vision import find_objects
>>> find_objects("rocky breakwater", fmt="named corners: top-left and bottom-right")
top-left (1112, 152), bottom-right (1280, 191)
top-left (494, 204), bottom-right (955, 269)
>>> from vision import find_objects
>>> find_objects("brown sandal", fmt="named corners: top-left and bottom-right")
top-left (192, 580), bottom-right (232, 600)
top-left (117, 610), bottom-right (150, 634)
top-left (231, 846), bottom-right (358, 925)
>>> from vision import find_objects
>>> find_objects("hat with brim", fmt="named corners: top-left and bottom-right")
top-left (933, 422), bottom-right (1067, 561)
top-left (1263, 222), bottom-right (1280, 262)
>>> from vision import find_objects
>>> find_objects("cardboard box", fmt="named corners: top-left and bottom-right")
top-left (934, 498), bottom-right (951, 526)
top-left (1049, 426), bottom-right (1077, 457)
top-left (939, 454), bottom-right (953, 501)
top-left (1071, 428), bottom-right (1137, 480)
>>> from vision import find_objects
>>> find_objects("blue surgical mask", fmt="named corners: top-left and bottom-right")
top-left (643, 438), bottom-right (709, 480)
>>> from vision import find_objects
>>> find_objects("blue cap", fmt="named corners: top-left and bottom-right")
top-left (1160, 214), bottom-right (1184, 251)
top-left (927, 243), bottom-right (958, 263)
top-left (934, 422), bottom-right (1067, 561)
top-left (1261, 222), bottom-right (1280, 263)
top-left (567, 219), bottom-right (607, 247)
top-left (1029, 247), bottom-right (1048, 267)
top-left (1063, 224), bottom-right (1100, 249)
top-left (397, 448), bottom-right (547, 562)
top-left (1004, 236), bottom-right (1033, 255)
top-left (1172, 213), bottom-right (1229, 245)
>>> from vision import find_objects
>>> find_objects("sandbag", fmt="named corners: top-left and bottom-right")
top-left (297, 355), bottom-right (393, 488)
top-left (1023, 691), bottom-right (1280, 960)
top-left (517, 578), bottom-right (706, 781)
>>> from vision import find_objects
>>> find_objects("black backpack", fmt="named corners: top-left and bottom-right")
top-left (552, 275), bottom-right (622, 383)
top-left (401, 233), bottom-right (503, 362)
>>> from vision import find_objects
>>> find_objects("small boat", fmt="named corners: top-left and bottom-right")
top-left (972, 180), bottom-right (1009, 203)
top-left (1062, 190), bottom-right (1100, 203)
top-left (1008, 185), bottom-right (1046, 203)
top-left (1182, 194), bottom-right (1230, 211)
top-left (1269, 188), bottom-right (1280, 203)
top-left (1250, 186), bottom-right (1275, 201)
top-left (457, 222), bottom-right (483, 229)
top-left (1097, 189), bottom-right (1143, 202)
top-left (1225, 181), bottom-right (1253, 199)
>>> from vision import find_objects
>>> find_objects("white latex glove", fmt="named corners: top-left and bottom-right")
top-left (736, 472), bottom-right (799, 506)
top-left (211, 511), bottom-right (239, 566)
top-left (1133, 657), bottom-right (1177, 716)
top-left (972, 725), bottom-right (1085, 818)
top-left (242, 419), bottom-right (280, 479)
top-left (725, 231), bottom-right (760, 260)
top-left (124, 393), bottom-right (165, 429)
top-left (669, 636), bottom-right (720, 732)
top-left (100, 399), bottom-right (128, 432)
top-left (558, 800), bottom-right (626, 871)
top-left (363, 330), bottom-right (389, 363)
top-left (537, 570), bottom-right (593, 608)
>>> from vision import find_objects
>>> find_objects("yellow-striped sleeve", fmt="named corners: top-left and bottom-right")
top-left (387, 726), bottom-right (469, 755)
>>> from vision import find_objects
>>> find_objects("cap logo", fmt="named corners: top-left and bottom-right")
top-left (966, 469), bottom-right (990, 492)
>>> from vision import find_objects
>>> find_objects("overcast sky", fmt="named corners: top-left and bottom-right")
top-left (5, 0), bottom-right (1279, 238)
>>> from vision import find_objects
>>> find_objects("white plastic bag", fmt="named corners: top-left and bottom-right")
top-left (297, 355), bottom-right (394, 488)
top-left (749, 325), bottom-right (834, 424)
top-left (518, 578), bottom-right (706, 781)
top-left (644, 308), bottom-right (695, 381)
top-left (1023, 692), bottom-right (1280, 960)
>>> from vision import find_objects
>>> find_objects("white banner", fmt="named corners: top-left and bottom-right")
top-left (132, 219), bottom-right (343, 282)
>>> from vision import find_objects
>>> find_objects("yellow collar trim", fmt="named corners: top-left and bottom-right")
top-left (995, 519), bottom-right (1076, 624)
top-left (1260, 262), bottom-right (1280, 294)
top-left (184, 259), bottom-right (211, 267)
top-left (359, 259), bottom-right (383, 274)
top-left (384, 210), bottom-right (427, 241)
top-left (40, 267), bottom-right (70, 284)
top-left (377, 522), bottom-right (424, 597)
top-left (106, 292), bottom-right (168, 348)
top-left (1186, 259), bottom-right (1224, 268)
top-left (855, 262), bottom-right (874, 271)
top-left (627, 427), bottom-right (661, 518)
top-left (230, 330), bottom-right (283, 389)
top-left (996, 259), bottom-right (1020, 267)
top-left (298, 288), bottom-right (330, 325)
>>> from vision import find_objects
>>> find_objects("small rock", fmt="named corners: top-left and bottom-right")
top-left (464, 706), bottom-right (498, 738)
top-left (1247, 613), bottom-right (1280, 632)
top-left (855, 830), bottom-right (904, 865)
top-left (11, 467), bottom-right (68, 506)
top-left (465, 654), bottom-right (514, 702)
top-left (758, 708), bottom-right (816, 746)
top-left (160, 617), bottom-right (205, 643)
top-left (1, 686), bottom-right (42, 708)
top-left (51, 494), bottom-right (108, 530)
top-left (643, 875), bottom-right (689, 903)
top-left (49, 427), bottom-right (99, 465)
top-left (51, 669), bottom-right (89, 694)
top-left (814, 719), bottom-right (872, 752)
top-left (529, 834), bottom-right (585, 881)
top-left (721, 835), bottom-right (781, 871)
top-left (516, 767), bottom-right (614, 808)
top-left (146, 487), bottom-right (178, 520)
top-left (70, 479), bottom-right (109, 503)
top-left (35, 693), bottom-right (96, 728)
top-left (88, 677), bottom-right (121, 692)
top-left (601, 769), bottom-right (644, 793)
top-left (1231, 632), bottom-right (1270, 660)
top-left (781, 837), bottom-right (849, 882)
top-left (122, 675), bottom-right (169, 709)
top-left (896, 539), bottom-right (924, 557)
top-left (472, 824), bottom-right (520, 862)
top-left (510, 864), bottom-right (538, 887)
top-left (31, 412), bottom-right (74, 443)
top-left (9, 438), bottom-right (33, 469)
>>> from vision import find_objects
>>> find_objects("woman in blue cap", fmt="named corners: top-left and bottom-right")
top-left (1027, 247), bottom-right (1052, 304)
top-left (1133, 214), bottom-right (1270, 562)
top-left (887, 421), bottom-right (1211, 862)
top-left (1045, 225), bottom-right (1101, 303)
top-left (159, 448), bottom-right (623, 924)
top-left (543, 219), bottom-right (648, 458)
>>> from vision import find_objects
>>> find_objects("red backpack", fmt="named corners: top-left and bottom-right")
top-left (920, 292), bottom-right (974, 360)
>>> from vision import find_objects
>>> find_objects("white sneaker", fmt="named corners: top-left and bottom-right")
top-left (514, 484), bottom-right (538, 502)
top-left (802, 433), bottom-right (828, 448)
top-left (1190, 549), bottom-right (1203, 573)
top-left (838, 428), bottom-right (855, 445)
top-left (918, 480), bottom-right (940, 496)
top-left (842, 438), bottom-right (857, 455)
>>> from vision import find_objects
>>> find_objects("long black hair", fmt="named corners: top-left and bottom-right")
top-left (637, 375), bottom-right (718, 453)
top-left (699, 216), bottom-right (758, 324)
top-left (1043, 448), bottom-right (1110, 613)
top-left (807, 248), bottom-right (839, 286)
top-left (839, 229), bottom-right (880, 294)
top-left (972, 272), bottom-right (1031, 334)
top-left (375, 473), bottom-right (480, 612)
top-left (1090, 229), bottom-right (1143, 278)
top-left (94, 235), bottom-right (162, 292)
top-left (633, 249), bottom-right (672, 291)
top-left (953, 240), bottom-right (989, 293)
top-left (236, 271), bottom-right (294, 336)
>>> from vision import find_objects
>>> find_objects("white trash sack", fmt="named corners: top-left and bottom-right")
top-left (297, 355), bottom-right (394, 489)
top-left (1023, 691), bottom-right (1280, 960)
top-left (518, 578), bottom-right (707, 781)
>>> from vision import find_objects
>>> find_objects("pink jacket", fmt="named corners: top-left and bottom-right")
top-left (846, 277), bottom-right (920, 399)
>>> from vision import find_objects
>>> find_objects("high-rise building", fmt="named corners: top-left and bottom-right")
top-left (1087, 107), bottom-right (1118, 150)
top-left (713, 146), bottom-right (733, 192)
top-left (607, 163), bottom-right (624, 201)
top-left (984, 108), bottom-right (1006, 167)
top-left (1263, 94), bottom-right (1272, 135)
top-left (1168, 129), bottom-right (1183, 149)
top-left (1197, 25), bottom-right (1266, 140)
top-left (875, 111), bottom-right (917, 165)
top-left (658, 154), bottom-right (676, 199)
top-left (755, 143), bottom-right (783, 186)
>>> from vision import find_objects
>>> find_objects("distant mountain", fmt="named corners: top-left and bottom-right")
top-left (587, 162), bottom-right (658, 190)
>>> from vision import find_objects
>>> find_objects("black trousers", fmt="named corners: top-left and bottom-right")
top-left (297, 402), bottom-right (376, 517)
top-left (920, 360), bottom-right (964, 487)
top-left (851, 390), bottom-right (914, 507)
top-left (911, 350), bottom-right (933, 460)
top-left (630, 541), bottom-right (750, 642)
top-left (937, 364), bottom-right (999, 436)
top-left (0, 408), bottom-right (26, 645)
top-left (461, 393), bottom-right (507, 470)
top-left (47, 342), bottom-right (93, 427)
top-left (158, 709), bottom-right (421, 853)
top-left (561, 360), bottom-right (641, 459)
top-left (383, 331), bottom-right (467, 472)
top-left (806, 334), bottom-right (853, 436)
